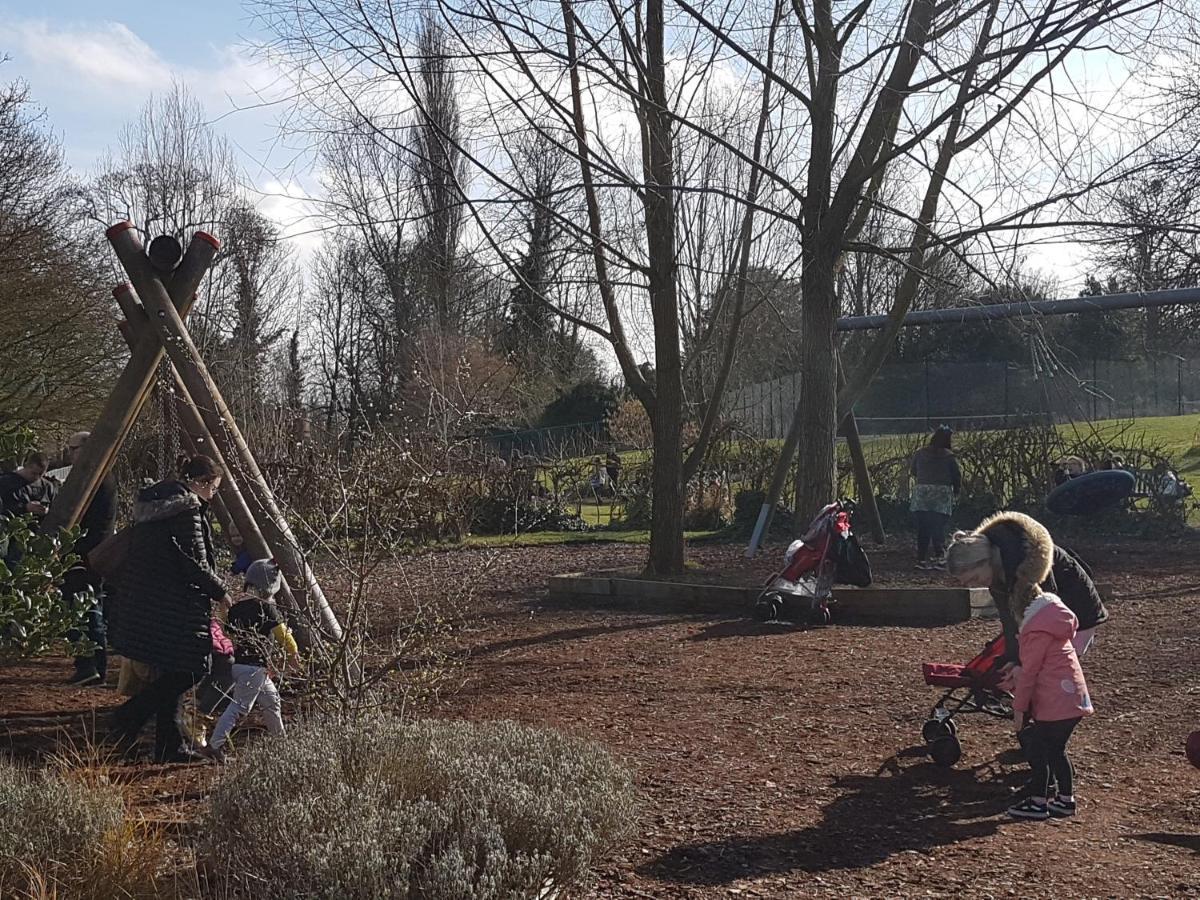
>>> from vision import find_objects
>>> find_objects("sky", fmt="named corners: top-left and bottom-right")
top-left (1, 1), bottom-right (1127, 311)
top-left (0, 1), bottom-right (319, 247)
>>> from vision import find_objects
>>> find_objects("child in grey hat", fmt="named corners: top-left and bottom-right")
top-left (201, 559), bottom-right (299, 762)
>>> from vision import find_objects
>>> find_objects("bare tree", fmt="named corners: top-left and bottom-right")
top-left (209, 204), bottom-right (293, 425)
top-left (89, 82), bottom-right (246, 372)
top-left (90, 85), bottom-right (239, 250)
top-left (257, 0), bottom-right (788, 573)
top-left (499, 128), bottom-right (570, 369)
top-left (411, 12), bottom-right (470, 332)
top-left (255, 0), bottom-right (1188, 560)
top-left (309, 236), bottom-right (377, 447)
top-left (0, 77), bottom-right (120, 429)
top-left (679, 0), bottom-right (1198, 523)
top-left (1090, 169), bottom-right (1200, 351)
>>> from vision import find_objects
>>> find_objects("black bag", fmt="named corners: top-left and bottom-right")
top-left (833, 533), bottom-right (872, 587)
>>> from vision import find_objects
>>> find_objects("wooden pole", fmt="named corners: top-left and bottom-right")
top-left (42, 231), bottom-right (219, 535)
top-left (839, 411), bottom-right (885, 545)
top-left (114, 296), bottom-right (313, 645)
top-left (836, 355), bottom-right (884, 544)
top-left (107, 222), bottom-right (343, 641)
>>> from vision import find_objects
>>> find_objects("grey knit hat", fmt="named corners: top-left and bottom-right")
top-left (244, 559), bottom-right (283, 598)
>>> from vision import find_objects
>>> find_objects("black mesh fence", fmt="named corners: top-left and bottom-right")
top-left (724, 355), bottom-right (1200, 436)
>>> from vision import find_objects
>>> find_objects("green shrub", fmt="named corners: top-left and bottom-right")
top-left (0, 517), bottom-right (92, 664)
top-left (539, 380), bottom-right (621, 430)
top-left (0, 759), bottom-right (124, 895)
top-left (202, 716), bottom-right (637, 899)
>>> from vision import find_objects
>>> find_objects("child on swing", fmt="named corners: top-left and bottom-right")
top-left (200, 559), bottom-right (299, 762)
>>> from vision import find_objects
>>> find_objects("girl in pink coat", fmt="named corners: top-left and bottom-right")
top-left (1008, 592), bottom-right (1094, 821)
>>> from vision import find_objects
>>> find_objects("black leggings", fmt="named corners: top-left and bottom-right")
top-left (1024, 717), bottom-right (1081, 798)
top-left (914, 510), bottom-right (950, 560)
top-left (112, 670), bottom-right (198, 761)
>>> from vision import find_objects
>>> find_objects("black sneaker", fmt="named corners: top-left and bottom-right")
top-left (1007, 798), bottom-right (1050, 820)
top-left (1047, 797), bottom-right (1077, 818)
top-left (197, 744), bottom-right (226, 765)
top-left (67, 669), bottom-right (102, 687)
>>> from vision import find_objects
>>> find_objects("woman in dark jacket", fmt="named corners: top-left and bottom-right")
top-left (909, 425), bottom-right (962, 570)
top-left (110, 455), bottom-right (228, 762)
top-left (945, 511), bottom-right (1108, 662)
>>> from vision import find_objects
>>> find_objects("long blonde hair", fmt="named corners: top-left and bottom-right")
top-left (945, 532), bottom-right (1000, 582)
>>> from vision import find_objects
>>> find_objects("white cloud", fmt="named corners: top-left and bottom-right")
top-left (12, 20), bottom-right (173, 93)
top-left (6, 16), bottom-right (322, 256)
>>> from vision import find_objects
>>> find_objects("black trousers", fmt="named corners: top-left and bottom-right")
top-left (1024, 717), bottom-right (1081, 798)
top-left (112, 670), bottom-right (198, 761)
top-left (914, 510), bottom-right (950, 560)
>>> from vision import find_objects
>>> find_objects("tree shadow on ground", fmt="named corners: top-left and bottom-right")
top-left (641, 749), bottom-right (1025, 886)
top-left (1133, 833), bottom-right (1200, 855)
top-left (684, 619), bottom-right (809, 642)
top-left (469, 618), bottom-right (686, 657)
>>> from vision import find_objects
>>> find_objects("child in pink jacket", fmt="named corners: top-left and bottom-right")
top-left (1008, 592), bottom-right (1093, 821)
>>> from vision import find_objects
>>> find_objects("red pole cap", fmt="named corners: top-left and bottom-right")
top-left (195, 231), bottom-right (221, 251)
top-left (105, 221), bottom-right (136, 240)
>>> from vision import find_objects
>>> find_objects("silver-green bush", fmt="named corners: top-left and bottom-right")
top-left (201, 717), bottom-right (637, 899)
top-left (0, 759), bottom-right (124, 894)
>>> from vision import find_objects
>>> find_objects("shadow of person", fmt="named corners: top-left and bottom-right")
top-left (641, 750), bottom-right (1023, 887)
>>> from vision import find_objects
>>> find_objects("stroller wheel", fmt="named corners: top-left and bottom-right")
top-left (754, 593), bottom-right (781, 622)
top-left (821, 606), bottom-right (832, 626)
top-left (929, 735), bottom-right (962, 767)
top-left (922, 718), bottom-right (954, 743)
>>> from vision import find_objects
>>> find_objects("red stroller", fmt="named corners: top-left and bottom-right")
top-left (920, 634), bottom-right (1013, 766)
top-left (753, 500), bottom-right (870, 627)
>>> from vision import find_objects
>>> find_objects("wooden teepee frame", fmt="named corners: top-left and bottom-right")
top-left (42, 223), bottom-right (342, 644)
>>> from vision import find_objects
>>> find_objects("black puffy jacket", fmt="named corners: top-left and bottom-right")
top-left (112, 481), bottom-right (224, 675)
top-left (1044, 545), bottom-right (1109, 632)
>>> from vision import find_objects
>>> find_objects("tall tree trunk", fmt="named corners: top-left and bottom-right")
top-left (644, 0), bottom-right (685, 575)
top-left (793, 255), bottom-right (838, 526)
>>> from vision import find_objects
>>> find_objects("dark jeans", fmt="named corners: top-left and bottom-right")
top-left (63, 565), bottom-right (108, 678)
top-left (914, 510), bottom-right (950, 560)
top-left (1024, 717), bottom-right (1081, 798)
top-left (112, 670), bottom-right (198, 761)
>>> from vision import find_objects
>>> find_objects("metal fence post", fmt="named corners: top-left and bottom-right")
top-left (924, 359), bottom-right (931, 427)
top-left (1153, 357), bottom-right (1159, 416)
top-left (1091, 357), bottom-right (1098, 421)
top-left (1179, 357), bottom-right (1184, 416)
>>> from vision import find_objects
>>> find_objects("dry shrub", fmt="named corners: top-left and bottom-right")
top-left (608, 398), bottom-right (652, 450)
top-left (201, 716), bottom-right (637, 899)
top-left (0, 759), bottom-right (122, 897)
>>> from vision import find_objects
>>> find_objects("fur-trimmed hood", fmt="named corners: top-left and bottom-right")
top-left (975, 510), bottom-right (1053, 613)
top-left (133, 480), bottom-right (201, 525)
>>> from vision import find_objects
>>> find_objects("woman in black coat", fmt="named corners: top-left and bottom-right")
top-left (110, 455), bottom-right (228, 762)
top-left (946, 511), bottom-right (1108, 662)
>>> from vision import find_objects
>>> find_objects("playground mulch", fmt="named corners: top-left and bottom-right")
top-left (3, 534), bottom-right (1199, 897)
